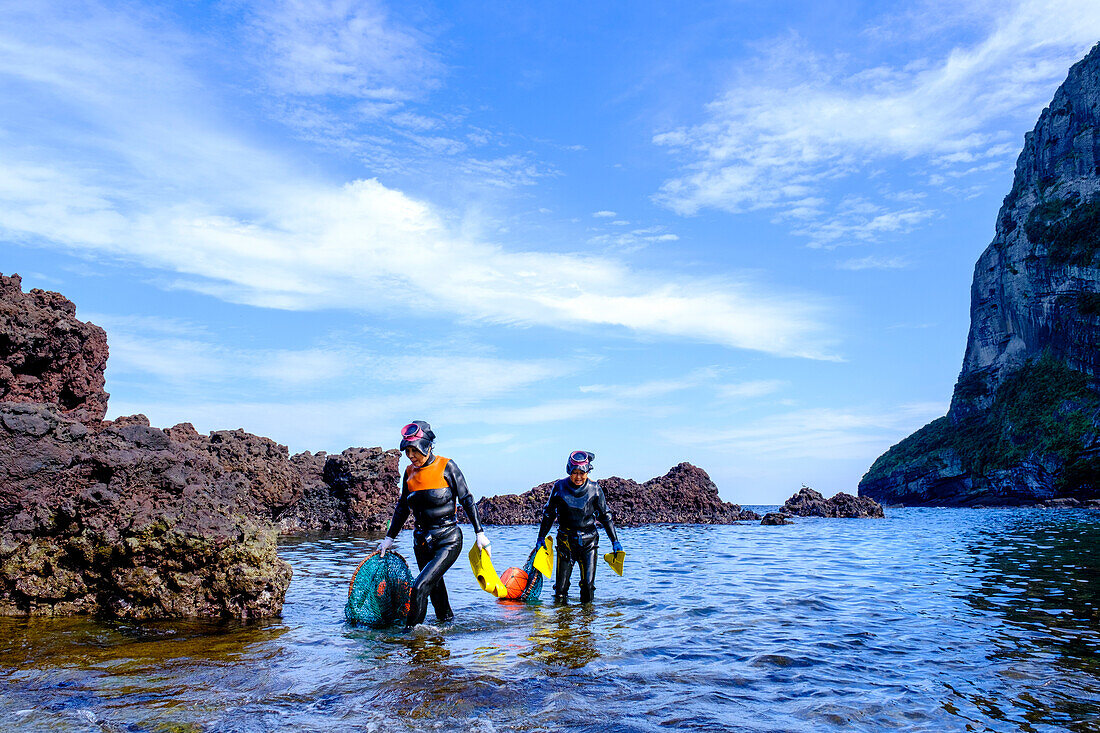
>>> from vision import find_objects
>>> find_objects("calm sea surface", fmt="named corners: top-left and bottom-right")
top-left (1, 508), bottom-right (1099, 732)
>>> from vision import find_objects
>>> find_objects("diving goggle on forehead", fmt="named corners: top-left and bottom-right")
top-left (568, 451), bottom-right (591, 470)
top-left (401, 423), bottom-right (427, 441)
top-left (398, 422), bottom-right (426, 440)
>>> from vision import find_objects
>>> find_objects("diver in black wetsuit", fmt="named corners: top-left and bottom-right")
top-left (378, 421), bottom-right (491, 627)
top-left (535, 451), bottom-right (622, 603)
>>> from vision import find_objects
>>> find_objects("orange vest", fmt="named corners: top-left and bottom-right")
top-left (405, 456), bottom-right (450, 492)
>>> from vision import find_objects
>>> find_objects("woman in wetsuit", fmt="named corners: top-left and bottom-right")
top-left (378, 421), bottom-right (491, 627)
top-left (535, 451), bottom-right (623, 603)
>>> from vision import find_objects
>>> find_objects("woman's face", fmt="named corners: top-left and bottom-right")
top-left (569, 469), bottom-right (587, 486)
top-left (404, 446), bottom-right (429, 467)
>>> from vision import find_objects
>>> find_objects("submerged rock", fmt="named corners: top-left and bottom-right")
top-left (476, 462), bottom-right (759, 526)
top-left (760, 512), bottom-right (793, 526)
top-left (781, 486), bottom-right (884, 518)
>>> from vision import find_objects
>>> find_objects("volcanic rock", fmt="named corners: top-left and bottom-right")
top-left (0, 274), bottom-right (108, 423)
top-left (475, 462), bottom-right (759, 526)
top-left (0, 402), bottom-right (291, 618)
top-left (277, 447), bottom-right (401, 533)
top-left (782, 486), bottom-right (884, 518)
top-left (166, 425), bottom-right (303, 518)
top-left (760, 512), bottom-right (793, 526)
top-left (859, 44), bottom-right (1100, 506)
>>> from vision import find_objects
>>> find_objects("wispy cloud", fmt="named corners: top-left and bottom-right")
top-left (102, 317), bottom-right (569, 402)
top-left (654, 0), bottom-right (1100, 245)
top-left (0, 3), bottom-right (839, 360)
top-left (836, 255), bottom-right (910, 271)
top-left (587, 224), bottom-right (680, 253)
top-left (245, 0), bottom-right (439, 101)
top-left (663, 402), bottom-right (947, 460)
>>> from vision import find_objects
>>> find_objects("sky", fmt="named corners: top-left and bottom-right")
top-left (1, 0), bottom-right (1099, 504)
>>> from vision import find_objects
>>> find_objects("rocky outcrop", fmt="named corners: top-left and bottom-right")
top-left (860, 44), bottom-right (1100, 506)
top-left (781, 486), bottom-right (884, 518)
top-left (760, 512), bottom-right (793, 526)
top-left (0, 274), bottom-right (108, 423)
top-left (277, 447), bottom-right (401, 533)
top-left (0, 402), bottom-right (291, 618)
top-left (164, 423), bottom-right (304, 518)
top-left (475, 462), bottom-right (760, 526)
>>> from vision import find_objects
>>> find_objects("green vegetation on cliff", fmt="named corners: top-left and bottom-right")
top-left (1025, 193), bottom-right (1100, 266)
top-left (864, 353), bottom-right (1100, 491)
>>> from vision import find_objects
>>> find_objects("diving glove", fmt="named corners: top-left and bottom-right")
top-left (378, 536), bottom-right (395, 556)
top-left (612, 540), bottom-right (623, 553)
top-left (475, 531), bottom-right (492, 555)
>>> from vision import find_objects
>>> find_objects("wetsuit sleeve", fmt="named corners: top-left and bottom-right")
top-left (594, 481), bottom-right (619, 545)
top-left (445, 460), bottom-right (484, 534)
top-left (537, 484), bottom-right (558, 540)
top-left (386, 473), bottom-right (411, 539)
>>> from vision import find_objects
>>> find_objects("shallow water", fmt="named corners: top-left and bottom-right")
top-left (2, 508), bottom-right (1100, 732)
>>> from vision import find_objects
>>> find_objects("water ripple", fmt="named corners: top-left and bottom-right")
top-left (2, 508), bottom-right (1100, 730)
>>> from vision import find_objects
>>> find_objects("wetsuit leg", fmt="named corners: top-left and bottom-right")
top-left (577, 532), bottom-right (598, 603)
top-left (553, 534), bottom-right (574, 600)
top-left (428, 527), bottom-right (461, 622)
top-left (408, 526), bottom-right (462, 627)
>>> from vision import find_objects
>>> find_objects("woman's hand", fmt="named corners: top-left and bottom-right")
top-left (378, 536), bottom-right (395, 556)
top-left (612, 540), bottom-right (623, 554)
top-left (475, 531), bottom-right (492, 556)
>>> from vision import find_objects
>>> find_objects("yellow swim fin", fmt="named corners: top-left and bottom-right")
top-left (468, 546), bottom-right (508, 598)
top-left (532, 536), bottom-right (553, 579)
top-left (603, 550), bottom-right (625, 576)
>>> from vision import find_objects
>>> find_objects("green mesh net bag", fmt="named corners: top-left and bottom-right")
top-left (345, 551), bottom-right (413, 627)
top-left (515, 547), bottom-right (544, 602)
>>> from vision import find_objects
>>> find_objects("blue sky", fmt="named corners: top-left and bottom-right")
top-left (1, 0), bottom-right (1098, 503)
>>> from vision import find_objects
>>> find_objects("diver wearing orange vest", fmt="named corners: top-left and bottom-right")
top-left (378, 420), bottom-right (491, 627)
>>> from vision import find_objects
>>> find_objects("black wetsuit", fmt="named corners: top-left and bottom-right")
top-left (538, 477), bottom-right (619, 603)
top-left (386, 454), bottom-right (484, 626)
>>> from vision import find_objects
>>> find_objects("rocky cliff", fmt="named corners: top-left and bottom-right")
top-left (475, 462), bottom-right (760, 526)
top-left (859, 44), bottom-right (1100, 506)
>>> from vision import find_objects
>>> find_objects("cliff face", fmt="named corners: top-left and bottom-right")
top-left (859, 43), bottom-right (1100, 506)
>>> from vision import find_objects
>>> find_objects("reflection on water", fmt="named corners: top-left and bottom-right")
top-left (959, 512), bottom-right (1100, 731)
top-left (1, 510), bottom-right (1099, 731)
top-left (523, 602), bottom-right (600, 670)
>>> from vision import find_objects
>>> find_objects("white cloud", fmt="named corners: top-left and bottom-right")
top-left (716, 380), bottom-right (786, 399)
top-left (592, 210), bottom-right (617, 218)
top-left (0, 5), bottom-right (839, 361)
top-left (246, 0), bottom-right (439, 101)
top-left (663, 402), bottom-right (947, 460)
top-left (837, 255), bottom-right (910, 271)
top-left (654, 0), bottom-right (1100, 243)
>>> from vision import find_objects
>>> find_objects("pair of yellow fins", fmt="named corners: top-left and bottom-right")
top-left (468, 537), bottom-right (626, 598)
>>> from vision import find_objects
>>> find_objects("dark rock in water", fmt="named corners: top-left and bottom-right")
top-left (760, 512), bottom-right (793, 526)
top-left (476, 462), bottom-right (759, 526)
top-left (1041, 497), bottom-right (1083, 508)
top-left (278, 447), bottom-right (400, 533)
top-left (782, 486), bottom-right (884, 518)
top-left (859, 44), bottom-right (1100, 507)
top-left (0, 402), bottom-right (291, 618)
top-left (0, 273), bottom-right (109, 423)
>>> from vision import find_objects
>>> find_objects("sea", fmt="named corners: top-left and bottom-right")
top-left (1, 507), bottom-right (1098, 732)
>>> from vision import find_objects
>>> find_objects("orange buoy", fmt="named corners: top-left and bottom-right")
top-left (499, 567), bottom-right (528, 600)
